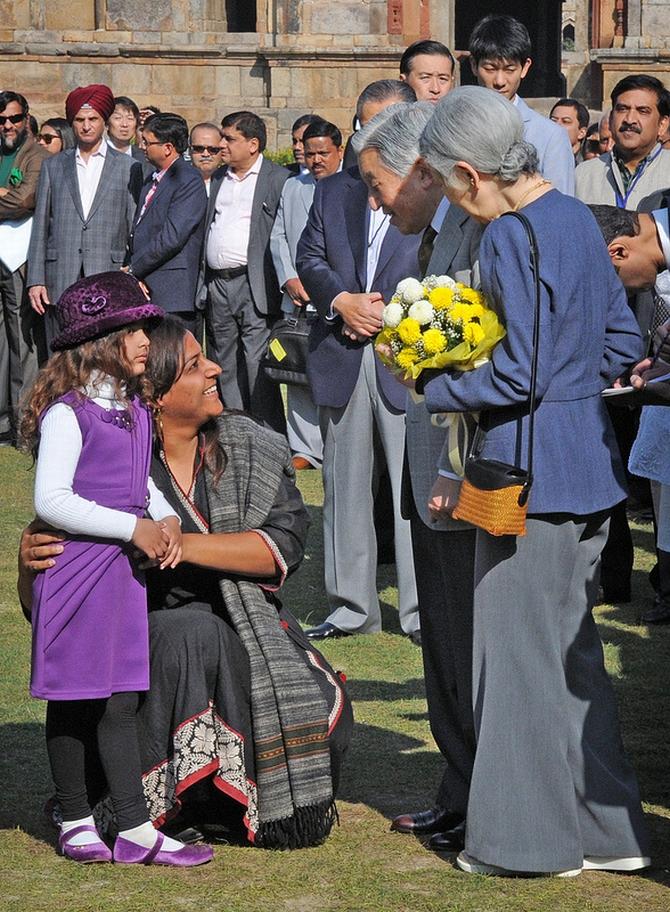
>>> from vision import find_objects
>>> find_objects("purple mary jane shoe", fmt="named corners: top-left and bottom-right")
top-left (113, 831), bottom-right (213, 867)
top-left (58, 825), bottom-right (113, 863)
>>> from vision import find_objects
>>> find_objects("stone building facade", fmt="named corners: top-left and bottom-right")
top-left (0, 0), bottom-right (563, 148)
top-left (563, 1), bottom-right (670, 107)
top-left (0, 2), bottom-right (667, 148)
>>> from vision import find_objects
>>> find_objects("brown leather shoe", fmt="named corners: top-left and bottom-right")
top-left (390, 806), bottom-right (463, 835)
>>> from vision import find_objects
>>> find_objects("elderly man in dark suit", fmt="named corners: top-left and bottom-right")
top-left (0, 90), bottom-right (47, 444)
top-left (200, 110), bottom-right (288, 432)
top-left (129, 113), bottom-right (207, 333)
top-left (355, 100), bottom-right (483, 852)
top-left (296, 81), bottom-right (422, 643)
top-left (27, 84), bottom-right (141, 348)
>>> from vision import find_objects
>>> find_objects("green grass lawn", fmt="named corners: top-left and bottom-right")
top-left (1, 446), bottom-right (669, 911)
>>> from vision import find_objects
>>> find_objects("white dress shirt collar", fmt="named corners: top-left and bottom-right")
top-left (431, 196), bottom-right (450, 233)
top-left (652, 208), bottom-right (670, 270)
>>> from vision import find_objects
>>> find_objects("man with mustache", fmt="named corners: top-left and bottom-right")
top-left (576, 74), bottom-right (670, 606)
top-left (576, 75), bottom-right (670, 213)
top-left (0, 90), bottom-right (47, 445)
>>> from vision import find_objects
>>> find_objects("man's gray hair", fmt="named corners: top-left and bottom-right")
top-left (420, 86), bottom-right (538, 186)
top-left (351, 101), bottom-right (435, 177)
top-left (355, 79), bottom-right (416, 123)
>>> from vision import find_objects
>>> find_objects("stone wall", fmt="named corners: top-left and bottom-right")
top-left (0, 0), bottom-right (443, 148)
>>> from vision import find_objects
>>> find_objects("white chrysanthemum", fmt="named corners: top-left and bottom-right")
top-left (396, 277), bottom-right (425, 303)
top-left (408, 299), bottom-right (434, 325)
top-left (433, 275), bottom-right (458, 290)
top-left (383, 301), bottom-right (404, 328)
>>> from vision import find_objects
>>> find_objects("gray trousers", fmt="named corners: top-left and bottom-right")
top-left (0, 261), bottom-right (39, 437)
top-left (205, 271), bottom-right (285, 434)
top-left (466, 513), bottom-right (649, 872)
top-left (319, 346), bottom-right (418, 635)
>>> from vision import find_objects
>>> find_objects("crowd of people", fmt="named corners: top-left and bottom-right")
top-left (7, 10), bottom-right (670, 879)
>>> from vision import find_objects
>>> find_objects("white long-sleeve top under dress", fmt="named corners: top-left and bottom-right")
top-left (34, 376), bottom-right (176, 539)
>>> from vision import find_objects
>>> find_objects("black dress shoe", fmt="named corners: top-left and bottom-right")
top-left (390, 806), bottom-right (463, 835)
top-left (641, 600), bottom-right (670, 625)
top-left (428, 820), bottom-right (466, 852)
top-left (304, 622), bottom-right (352, 640)
top-left (408, 630), bottom-right (422, 647)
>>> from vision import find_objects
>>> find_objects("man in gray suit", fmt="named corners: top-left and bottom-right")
top-left (355, 101), bottom-right (483, 851)
top-left (27, 84), bottom-right (140, 348)
top-left (270, 119), bottom-right (343, 468)
top-left (201, 110), bottom-right (289, 433)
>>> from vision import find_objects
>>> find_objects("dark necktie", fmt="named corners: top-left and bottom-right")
top-left (418, 224), bottom-right (438, 277)
top-left (651, 289), bottom-right (670, 336)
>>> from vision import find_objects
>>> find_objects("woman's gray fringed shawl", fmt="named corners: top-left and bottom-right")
top-left (206, 414), bottom-right (335, 848)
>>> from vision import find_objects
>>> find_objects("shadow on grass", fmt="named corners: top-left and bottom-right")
top-left (0, 721), bottom-right (56, 846)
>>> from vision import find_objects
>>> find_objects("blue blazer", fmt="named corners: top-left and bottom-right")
top-left (296, 167), bottom-right (422, 411)
top-left (423, 191), bottom-right (643, 515)
top-left (130, 155), bottom-right (207, 313)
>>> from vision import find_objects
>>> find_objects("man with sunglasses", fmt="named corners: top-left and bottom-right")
top-left (188, 123), bottom-right (223, 196)
top-left (0, 90), bottom-right (47, 445)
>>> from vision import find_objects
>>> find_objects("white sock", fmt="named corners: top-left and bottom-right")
top-left (61, 815), bottom-right (100, 846)
top-left (118, 821), bottom-right (184, 853)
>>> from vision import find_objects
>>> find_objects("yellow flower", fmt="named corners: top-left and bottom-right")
top-left (429, 287), bottom-right (454, 310)
top-left (459, 287), bottom-right (485, 307)
top-left (396, 347), bottom-right (420, 369)
top-left (449, 302), bottom-right (473, 322)
top-left (422, 327), bottom-right (447, 355)
top-left (397, 317), bottom-right (422, 345)
top-left (463, 322), bottom-right (485, 346)
top-left (466, 302), bottom-right (485, 319)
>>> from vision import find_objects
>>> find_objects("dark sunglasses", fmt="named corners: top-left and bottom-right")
top-left (38, 133), bottom-right (60, 145)
top-left (1, 113), bottom-right (25, 125)
top-left (190, 145), bottom-right (221, 155)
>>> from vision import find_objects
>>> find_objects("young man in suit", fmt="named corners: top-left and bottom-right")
top-left (0, 90), bottom-right (48, 444)
top-left (356, 100), bottom-right (483, 852)
top-left (469, 14), bottom-right (575, 195)
top-left (27, 84), bottom-right (141, 348)
top-left (270, 119), bottom-right (343, 469)
top-left (129, 113), bottom-right (207, 334)
top-left (201, 111), bottom-right (288, 432)
top-left (296, 81), bottom-right (422, 643)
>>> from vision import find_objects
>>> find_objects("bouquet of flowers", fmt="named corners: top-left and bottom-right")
top-left (376, 274), bottom-right (505, 380)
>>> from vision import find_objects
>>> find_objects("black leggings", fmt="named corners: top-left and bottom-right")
top-left (46, 691), bottom-right (149, 831)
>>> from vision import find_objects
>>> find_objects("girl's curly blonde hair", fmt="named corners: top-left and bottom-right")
top-left (19, 328), bottom-right (152, 457)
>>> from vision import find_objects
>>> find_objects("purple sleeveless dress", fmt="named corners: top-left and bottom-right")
top-left (31, 393), bottom-right (153, 701)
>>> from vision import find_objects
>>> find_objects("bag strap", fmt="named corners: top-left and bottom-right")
top-left (500, 210), bottom-right (542, 507)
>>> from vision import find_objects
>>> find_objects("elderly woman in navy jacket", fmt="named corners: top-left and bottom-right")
top-left (416, 87), bottom-right (649, 878)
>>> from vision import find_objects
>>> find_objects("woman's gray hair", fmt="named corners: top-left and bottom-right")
top-left (351, 101), bottom-right (435, 177)
top-left (419, 86), bottom-right (539, 186)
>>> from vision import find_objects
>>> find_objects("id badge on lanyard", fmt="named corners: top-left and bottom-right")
top-left (614, 146), bottom-right (663, 209)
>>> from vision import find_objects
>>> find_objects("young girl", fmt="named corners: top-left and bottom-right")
top-left (21, 272), bottom-right (213, 867)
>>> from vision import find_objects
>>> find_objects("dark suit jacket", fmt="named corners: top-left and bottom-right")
top-left (296, 166), bottom-right (422, 411)
top-left (130, 155), bottom-right (207, 314)
top-left (199, 156), bottom-right (289, 315)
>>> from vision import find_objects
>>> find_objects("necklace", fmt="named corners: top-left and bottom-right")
top-left (512, 178), bottom-right (551, 212)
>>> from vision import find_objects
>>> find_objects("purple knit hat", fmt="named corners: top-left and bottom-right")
top-left (50, 272), bottom-right (164, 351)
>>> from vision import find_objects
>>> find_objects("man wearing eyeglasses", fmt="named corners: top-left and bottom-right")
top-left (0, 90), bottom-right (47, 445)
top-left (188, 123), bottom-right (223, 197)
top-left (128, 112), bottom-right (207, 335)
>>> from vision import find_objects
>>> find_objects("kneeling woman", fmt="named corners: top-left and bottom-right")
top-left (21, 316), bottom-right (352, 850)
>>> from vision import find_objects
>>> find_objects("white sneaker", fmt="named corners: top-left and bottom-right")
top-left (582, 855), bottom-right (651, 872)
top-left (456, 850), bottom-right (581, 878)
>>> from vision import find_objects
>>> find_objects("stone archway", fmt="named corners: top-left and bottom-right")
top-left (454, 0), bottom-right (565, 97)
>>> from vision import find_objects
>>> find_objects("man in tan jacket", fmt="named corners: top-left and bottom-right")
top-left (0, 90), bottom-right (47, 445)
